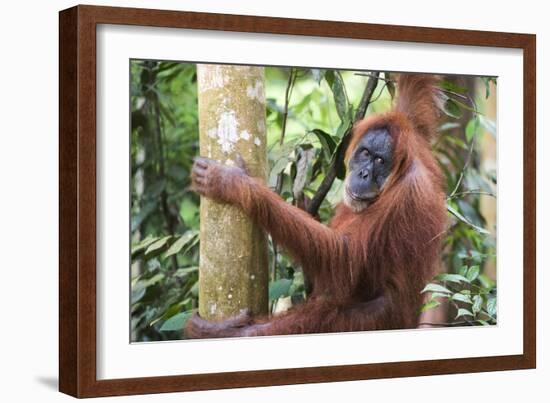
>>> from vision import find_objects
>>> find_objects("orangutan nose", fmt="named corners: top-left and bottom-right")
top-left (358, 169), bottom-right (370, 180)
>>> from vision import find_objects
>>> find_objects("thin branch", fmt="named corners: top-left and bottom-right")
top-left (306, 72), bottom-right (380, 216)
top-left (354, 72), bottom-right (394, 83)
top-left (272, 68), bottom-right (297, 282)
top-left (367, 82), bottom-right (389, 106)
top-left (448, 97), bottom-right (480, 198)
top-left (439, 88), bottom-right (468, 100)
top-left (448, 138), bottom-right (473, 197)
top-left (275, 68), bottom-right (298, 194)
top-left (149, 68), bottom-right (178, 272)
top-left (280, 69), bottom-right (297, 146)
top-left (447, 189), bottom-right (496, 200)
top-left (354, 72), bottom-right (381, 121)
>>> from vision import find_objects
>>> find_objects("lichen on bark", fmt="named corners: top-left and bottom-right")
top-left (196, 65), bottom-right (268, 320)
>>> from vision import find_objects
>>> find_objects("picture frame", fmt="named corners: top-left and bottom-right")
top-left (59, 4), bottom-right (536, 398)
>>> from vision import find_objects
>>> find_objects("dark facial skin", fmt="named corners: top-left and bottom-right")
top-left (346, 128), bottom-right (394, 204)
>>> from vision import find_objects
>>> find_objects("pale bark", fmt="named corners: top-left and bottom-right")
top-left (196, 65), bottom-right (269, 320)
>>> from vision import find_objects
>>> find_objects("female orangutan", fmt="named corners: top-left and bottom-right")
top-left (185, 74), bottom-right (448, 338)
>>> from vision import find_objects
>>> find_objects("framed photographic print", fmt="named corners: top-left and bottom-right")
top-left (59, 4), bottom-right (536, 398)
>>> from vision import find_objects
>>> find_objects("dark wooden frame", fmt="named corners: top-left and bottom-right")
top-left (59, 4), bottom-right (536, 398)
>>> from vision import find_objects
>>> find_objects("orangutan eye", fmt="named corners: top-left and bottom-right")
top-left (375, 156), bottom-right (384, 164)
top-left (362, 148), bottom-right (370, 157)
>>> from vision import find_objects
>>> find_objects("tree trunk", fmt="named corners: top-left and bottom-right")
top-left (196, 65), bottom-right (269, 320)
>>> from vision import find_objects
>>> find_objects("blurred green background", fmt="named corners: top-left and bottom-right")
top-left (130, 61), bottom-right (497, 342)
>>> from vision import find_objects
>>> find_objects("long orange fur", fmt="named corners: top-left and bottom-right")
top-left (186, 74), bottom-right (448, 337)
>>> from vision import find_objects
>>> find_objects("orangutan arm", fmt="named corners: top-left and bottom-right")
top-left (191, 156), bottom-right (345, 269)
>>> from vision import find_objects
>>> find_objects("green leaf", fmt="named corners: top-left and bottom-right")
top-left (269, 140), bottom-right (299, 163)
top-left (131, 273), bottom-right (165, 303)
top-left (160, 311), bottom-right (193, 332)
top-left (455, 308), bottom-right (474, 320)
top-left (324, 70), bottom-right (350, 122)
top-left (454, 99), bottom-right (479, 114)
top-left (179, 198), bottom-right (199, 227)
top-left (131, 287), bottom-right (146, 304)
top-left (189, 281), bottom-right (199, 298)
top-left (447, 204), bottom-right (490, 234)
top-left (443, 98), bottom-right (463, 119)
top-left (421, 283), bottom-right (452, 294)
top-left (436, 273), bottom-right (470, 284)
top-left (174, 266), bottom-right (199, 278)
top-left (268, 157), bottom-right (290, 187)
top-left (442, 135), bottom-right (467, 150)
top-left (293, 92), bottom-right (314, 114)
top-left (421, 300), bottom-right (441, 312)
top-left (144, 235), bottom-right (172, 256)
top-left (452, 293), bottom-right (472, 304)
top-left (439, 122), bottom-right (461, 132)
top-left (269, 278), bottom-right (293, 301)
top-left (430, 292), bottom-right (451, 300)
top-left (310, 129), bottom-right (337, 158)
top-left (466, 265), bottom-right (480, 282)
top-left (487, 296), bottom-right (497, 317)
top-left (148, 180), bottom-right (166, 198)
top-left (181, 234), bottom-right (200, 256)
top-left (439, 80), bottom-right (468, 94)
top-left (330, 120), bottom-right (353, 180)
top-left (159, 101), bottom-right (176, 127)
top-left (131, 235), bottom-right (159, 256)
top-left (335, 119), bottom-right (351, 140)
top-left (435, 91), bottom-right (463, 120)
top-left (472, 295), bottom-right (483, 315)
top-left (465, 117), bottom-right (479, 143)
top-left (146, 258), bottom-right (161, 272)
top-left (142, 273), bottom-right (164, 288)
top-left (149, 298), bottom-right (191, 327)
top-left (478, 274), bottom-right (495, 289)
top-left (293, 147), bottom-right (316, 198)
top-left (163, 231), bottom-right (198, 259)
top-left (326, 178), bottom-right (345, 206)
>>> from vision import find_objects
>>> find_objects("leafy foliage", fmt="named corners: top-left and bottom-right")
top-left (421, 265), bottom-right (497, 324)
top-left (130, 61), bottom-right (200, 341)
top-left (428, 78), bottom-right (497, 326)
top-left (131, 61), bottom-right (498, 341)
